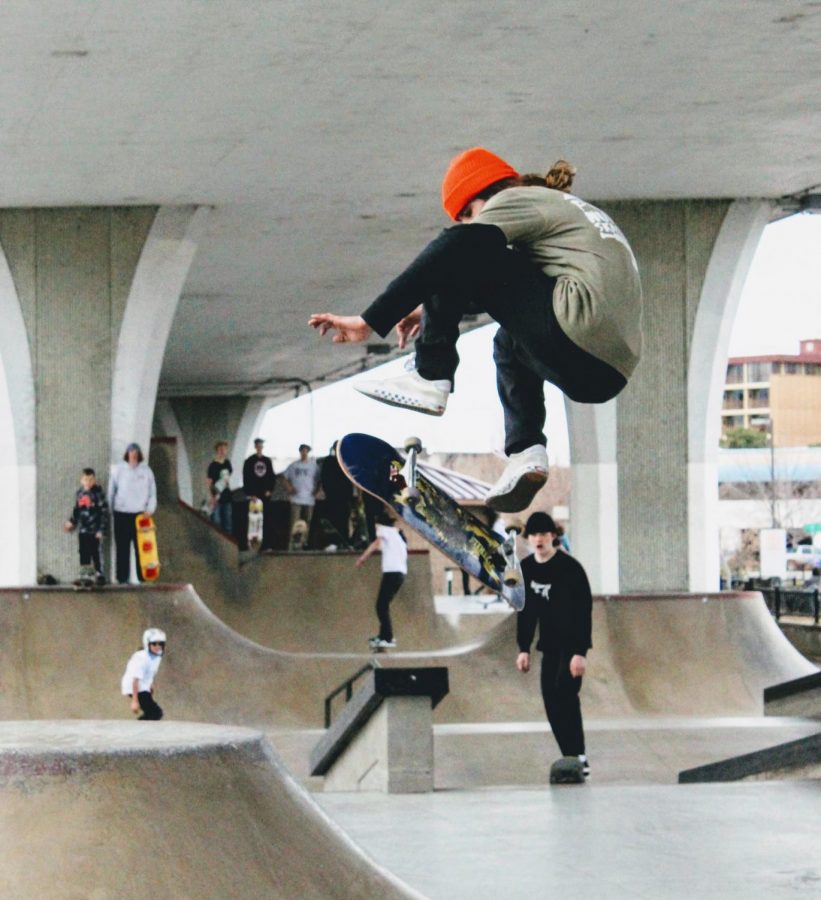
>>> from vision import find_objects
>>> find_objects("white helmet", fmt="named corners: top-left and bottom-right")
top-left (142, 627), bottom-right (167, 653)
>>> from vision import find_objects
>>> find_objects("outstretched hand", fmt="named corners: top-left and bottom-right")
top-left (308, 313), bottom-right (373, 344)
top-left (395, 305), bottom-right (423, 350)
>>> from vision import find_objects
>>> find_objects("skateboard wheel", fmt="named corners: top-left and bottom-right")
top-left (142, 542), bottom-right (153, 552)
top-left (137, 517), bottom-right (150, 527)
top-left (403, 436), bottom-right (423, 452)
top-left (503, 568), bottom-right (521, 587)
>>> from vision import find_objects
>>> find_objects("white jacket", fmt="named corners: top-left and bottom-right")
top-left (109, 462), bottom-right (157, 514)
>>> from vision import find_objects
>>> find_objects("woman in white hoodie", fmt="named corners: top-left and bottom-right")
top-left (109, 442), bottom-right (157, 584)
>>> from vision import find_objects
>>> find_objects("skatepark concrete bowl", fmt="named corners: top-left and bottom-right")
top-left (0, 720), bottom-right (417, 899)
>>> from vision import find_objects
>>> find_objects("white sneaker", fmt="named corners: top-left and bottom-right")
top-left (485, 445), bottom-right (548, 512)
top-left (355, 368), bottom-right (451, 416)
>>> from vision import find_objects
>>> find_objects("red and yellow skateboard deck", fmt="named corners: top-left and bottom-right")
top-left (136, 514), bottom-right (160, 581)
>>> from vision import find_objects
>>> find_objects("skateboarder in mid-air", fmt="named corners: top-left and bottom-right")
top-left (310, 147), bottom-right (642, 512)
top-left (516, 512), bottom-right (592, 780)
top-left (64, 467), bottom-right (109, 586)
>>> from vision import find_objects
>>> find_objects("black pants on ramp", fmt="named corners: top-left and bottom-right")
top-left (540, 648), bottom-right (585, 757)
top-left (376, 572), bottom-right (405, 642)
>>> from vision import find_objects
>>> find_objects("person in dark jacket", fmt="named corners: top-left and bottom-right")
top-left (64, 467), bottom-right (109, 585)
top-left (242, 438), bottom-right (277, 551)
top-left (516, 511), bottom-right (592, 778)
top-left (320, 440), bottom-right (355, 548)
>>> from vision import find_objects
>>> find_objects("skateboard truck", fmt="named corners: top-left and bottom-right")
top-left (400, 436), bottom-right (423, 504)
top-left (500, 520), bottom-right (523, 588)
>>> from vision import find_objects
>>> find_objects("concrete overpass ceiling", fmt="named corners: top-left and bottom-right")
top-left (1, 1), bottom-right (819, 394)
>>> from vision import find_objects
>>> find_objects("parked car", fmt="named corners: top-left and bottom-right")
top-left (786, 544), bottom-right (821, 570)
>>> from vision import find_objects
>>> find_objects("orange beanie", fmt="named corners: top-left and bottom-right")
top-left (441, 147), bottom-right (519, 220)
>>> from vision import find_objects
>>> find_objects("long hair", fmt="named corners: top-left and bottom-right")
top-left (471, 159), bottom-right (577, 207)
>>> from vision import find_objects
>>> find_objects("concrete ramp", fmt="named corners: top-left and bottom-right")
top-left (150, 436), bottom-right (504, 653)
top-left (0, 587), bottom-right (814, 733)
top-left (434, 592), bottom-right (818, 721)
top-left (0, 721), bottom-right (416, 898)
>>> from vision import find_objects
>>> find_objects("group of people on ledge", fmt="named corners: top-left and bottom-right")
top-left (203, 437), bottom-right (375, 554)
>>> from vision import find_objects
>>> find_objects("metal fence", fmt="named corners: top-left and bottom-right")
top-left (753, 584), bottom-right (821, 624)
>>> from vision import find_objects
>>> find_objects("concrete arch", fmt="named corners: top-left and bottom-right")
top-left (0, 242), bottom-right (36, 584)
top-left (111, 205), bottom-right (210, 463)
top-left (153, 400), bottom-right (194, 506)
top-left (687, 199), bottom-right (775, 590)
top-left (234, 397), bottom-right (276, 467)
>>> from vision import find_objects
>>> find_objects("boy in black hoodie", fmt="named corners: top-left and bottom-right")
top-left (64, 468), bottom-right (109, 585)
top-left (516, 511), bottom-right (592, 778)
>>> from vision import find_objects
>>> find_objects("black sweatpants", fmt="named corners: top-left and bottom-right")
top-left (78, 532), bottom-right (104, 575)
top-left (540, 648), bottom-right (585, 757)
top-left (376, 572), bottom-right (405, 642)
top-left (137, 691), bottom-right (163, 721)
top-left (414, 239), bottom-right (625, 455)
top-left (113, 511), bottom-right (143, 585)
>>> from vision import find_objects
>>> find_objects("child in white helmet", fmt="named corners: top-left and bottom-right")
top-left (121, 628), bottom-right (166, 720)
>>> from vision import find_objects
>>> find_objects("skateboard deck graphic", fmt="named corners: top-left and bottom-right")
top-left (136, 514), bottom-right (160, 581)
top-left (247, 499), bottom-right (264, 547)
top-left (337, 433), bottom-right (524, 610)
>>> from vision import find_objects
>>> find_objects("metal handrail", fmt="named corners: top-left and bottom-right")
top-left (323, 661), bottom-right (380, 728)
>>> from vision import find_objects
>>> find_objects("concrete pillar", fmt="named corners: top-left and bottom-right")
top-left (0, 236), bottom-right (36, 585)
top-left (158, 396), bottom-right (248, 506)
top-left (567, 399), bottom-right (619, 593)
top-left (0, 206), bottom-right (206, 583)
top-left (234, 396), bottom-right (275, 467)
top-left (687, 200), bottom-right (774, 590)
top-left (596, 199), bottom-right (771, 592)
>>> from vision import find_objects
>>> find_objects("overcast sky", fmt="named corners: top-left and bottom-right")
top-left (262, 213), bottom-right (821, 466)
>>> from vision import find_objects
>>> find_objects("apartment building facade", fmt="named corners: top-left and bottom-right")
top-left (722, 339), bottom-right (821, 447)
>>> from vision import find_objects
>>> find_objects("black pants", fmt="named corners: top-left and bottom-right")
top-left (113, 511), bottom-right (143, 585)
top-left (137, 691), bottom-right (163, 720)
top-left (376, 572), bottom-right (405, 642)
top-left (415, 247), bottom-right (625, 455)
top-left (78, 532), bottom-right (103, 575)
top-left (540, 648), bottom-right (585, 757)
top-left (324, 497), bottom-right (352, 547)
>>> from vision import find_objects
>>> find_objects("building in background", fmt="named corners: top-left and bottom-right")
top-left (721, 339), bottom-right (821, 447)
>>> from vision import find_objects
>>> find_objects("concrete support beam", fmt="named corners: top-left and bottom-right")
top-left (161, 396), bottom-right (248, 506)
top-left (687, 200), bottom-right (774, 590)
top-left (0, 235), bottom-right (35, 585)
top-left (597, 199), bottom-right (770, 592)
top-left (0, 206), bottom-right (206, 583)
top-left (567, 399), bottom-right (619, 593)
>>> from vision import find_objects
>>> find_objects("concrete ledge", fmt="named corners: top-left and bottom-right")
top-left (678, 732), bottom-right (821, 783)
top-left (310, 668), bottom-right (448, 792)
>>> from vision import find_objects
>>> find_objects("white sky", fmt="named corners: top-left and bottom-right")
top-left (262, 213), bottom-right (821, 467)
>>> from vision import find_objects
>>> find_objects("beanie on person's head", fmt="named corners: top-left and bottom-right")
top-left (125, 442), bottom-right (141, 454)
top-left (524, 511), bottom-right (557, 536)
top-left (441, 147), bottom-right (519, 221)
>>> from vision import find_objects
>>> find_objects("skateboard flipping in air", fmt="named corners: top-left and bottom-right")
top-left (136, 514), bottom-right (160, 581)
top-left (337, 433), bottom-right (524, 610)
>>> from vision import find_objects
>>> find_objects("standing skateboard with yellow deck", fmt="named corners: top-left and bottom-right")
top-left (136, 514), bottom-right (160, 581)
top-left (337, 433), bottom-right (524, 610)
